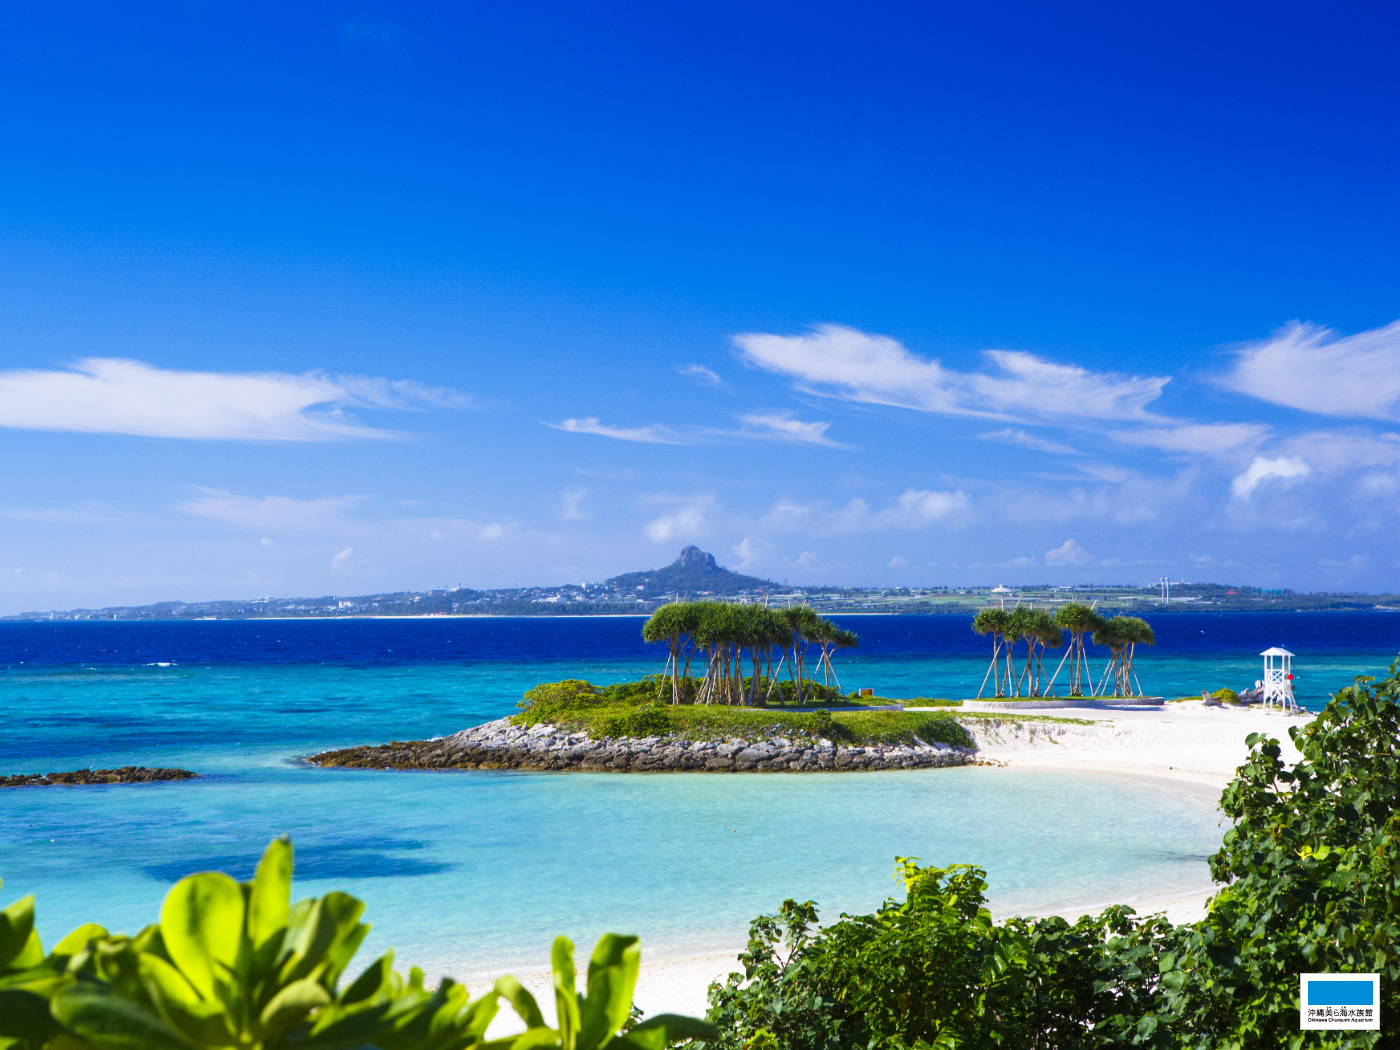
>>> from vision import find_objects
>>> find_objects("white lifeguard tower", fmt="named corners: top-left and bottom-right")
top-left (1260, 647), bottom-right (1299, 713)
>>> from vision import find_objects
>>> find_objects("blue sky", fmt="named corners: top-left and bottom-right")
top-left (2, 2), bottom-right (1400, 611)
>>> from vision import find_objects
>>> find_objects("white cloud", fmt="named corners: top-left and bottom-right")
top-left (1279, 431), bottom-right (1400, 474)
top-left (978, 428), bottom-right (1080, 455)
top-left (1220, 319), bottom-right (1400, 420)
top-left (330, 547), bottom-right (355, 573)
top-left (547, 417), bottom-right (687, 444)
top-left (761, 500), bottom-right (813, 531)
top-left (1044, 539), bottom-right (1092, 566)
top-left (826, 489), bottom-right (970, 534)
top-left (558, 488), bottom-right (588, 521)
top-left (1230, 456), bottom-right (1311, 499)
top-left (677, 364), bottom-right (723, 386)
top-left (733, 537), bottom-right (756, 567)
top-left (1319, 553), bottom-right (1371, 570)
top-left (177, 491), bottom-right (364, 536)
top-left (548, 412), bottom-right (842, 448)
top-left (735, 413), bottom-right (845, 447)
top-left (795, 550), bottom-right (817, 566)
top-left (642, 493), bottom-right (714, 543)
top-left (733, 324), bottom-right (1168, 422)
top-left (0, 358), bottom-right (468, 440)
top-left (888, 555), bottom-right (909, 567)
top-left (1111, 423), bottom-right (1269, 458)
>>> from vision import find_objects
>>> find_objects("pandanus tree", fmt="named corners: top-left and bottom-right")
top-left (809, 620), bottom-right (858, 694)
top-left (782, 605), bottom-right (823, 704)
top-left (641, 601), bottom-right (850, 707)
top-left (1026, 610), bottom-right (1063, 697)
top-left (641, 603), bottom-right (689, 704)
top-left (1092, 615), bottom-right (1155, 696)
top-left (972, 608), bottom-right (1012, 697)
top-left (1004, 607), bottom-right (1040, 697)
top-left (1053, 602), bottom-right (1102, 697)
top-left (1116, 616), bottom-right (1155, 697)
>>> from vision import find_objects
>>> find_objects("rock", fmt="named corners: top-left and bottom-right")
top-left (306, 716), bottom-right (976, 775)
top-left (1, 767), bottom-right (198, 788)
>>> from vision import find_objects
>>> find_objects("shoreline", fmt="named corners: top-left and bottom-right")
top-left (450, 699), bottom-right (1309, 1033)
top-left (308, 716), bottom-right (978, 773)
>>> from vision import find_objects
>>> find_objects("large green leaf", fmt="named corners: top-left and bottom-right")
top-left (0, 988), bottom-right (59, 1040)
top-left (51, 986), bottom-right (187, 1050)
top-left (628, 1013), bottom-right (719, 1043)
top-left (51, 924), bottom-right (109, 959)
top-left (159, 872), bottom-right (246, 1004)
top-left (248, 838), bottom-right (292, 954)
top-left (0, 897), bottom-right (38, 971)
top-left (340, 952), bottom-right (395, 1006)
top-left (279, 893), bottom-right (365, 988)
top-left (139, 952), bottom-right (235, 1047)
top-left (577, 935), bottom-right (640, 1050)
top-left (493, 975), bottom-right (545, 1030)
top-left (551, 937), bottom-right (580, 1050)
top-left (315, 892), bottom-right (369, 989)
top-left (256, 975), bottom-right (331, 1042)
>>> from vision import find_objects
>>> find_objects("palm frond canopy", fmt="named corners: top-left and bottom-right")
top-left (972, 608), bottom-right (1011, 636)
top-left (1053, 601), bottom-right (1101, 633)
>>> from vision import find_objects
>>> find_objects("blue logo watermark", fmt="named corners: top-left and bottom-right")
top-left (1300, 973), bottom-right (1380, 1031)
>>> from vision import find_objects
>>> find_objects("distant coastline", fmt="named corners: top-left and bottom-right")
top-left (6, 545), bottom-right (1399, 622)
top-left (7, 604), bottom-right (1400, 623)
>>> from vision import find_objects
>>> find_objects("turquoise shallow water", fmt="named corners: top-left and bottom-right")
top-left (2, 614), bottom-right (1397, 976)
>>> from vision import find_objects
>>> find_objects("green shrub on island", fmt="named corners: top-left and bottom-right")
top-left (510, 680), bottom-right (972, 749)
top-left (702, 663), bottom-right (1400, 1049)
top-left (0, 838), bottom-right (713, 1050)
top-left (594, 705), bottom-right (674, 739)
top-left (1211, 687), bottom-right (1240, 704)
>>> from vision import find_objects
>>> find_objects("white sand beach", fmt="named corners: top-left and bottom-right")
top-left (468, 700), bottom-right (1314, 1031)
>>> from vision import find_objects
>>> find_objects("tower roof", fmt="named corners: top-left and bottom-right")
top-left (1260, 646), bottom-right (1295, 656)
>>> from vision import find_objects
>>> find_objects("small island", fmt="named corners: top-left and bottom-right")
top-left (0, 766), bottom-right (198, 788)
top-left (311, 602), bottom-right (981, 773)
top-left (307, 600), bottom-right (1309, 780)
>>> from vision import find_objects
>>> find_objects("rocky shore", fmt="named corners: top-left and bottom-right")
top-left (308, 717), bottom-right (975, 773)
top-left (0, 766), bottom-right (198, 788)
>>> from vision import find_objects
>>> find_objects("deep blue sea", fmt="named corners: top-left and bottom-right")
top-left (2, 612), bottom-right (1397, 977)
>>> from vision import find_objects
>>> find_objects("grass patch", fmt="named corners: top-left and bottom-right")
top-left (952, 711), bottom-right (1096, 726)
top-left (514, 698), bottom-right (972, 749)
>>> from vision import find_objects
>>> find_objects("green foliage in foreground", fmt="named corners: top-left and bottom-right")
top-left (703, 664), bottom-right (1400, 1049)
top-left (0, 839), bottom-right (713, 1050)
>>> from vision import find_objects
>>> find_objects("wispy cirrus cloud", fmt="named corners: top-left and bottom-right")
top-left (0, 358), bottom-right (470, 440)
top-left (762, 489), bottom-right (971, 536)
top-left (176, 491), bottom-right (367, 536)
top-left (547, 417), bottom-right (688, 444)
top-left (735, 413), bottom-right (846, 447)
top-left (547, 412), bottom-right (844, 447)
top-left (1220, 319), bottom-right (1400, 421)
top-left (978, 428), bottom-right (1080, 455)
top-left (732, 324), bottom-right (1169, 422)
top-left (677, 363), bottom-right (723, 386)
top-left (1109, 422), bottom-right (1270, 459)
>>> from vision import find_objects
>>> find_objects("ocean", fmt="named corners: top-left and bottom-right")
top-left (2, 612), bottom-right (1397, 977)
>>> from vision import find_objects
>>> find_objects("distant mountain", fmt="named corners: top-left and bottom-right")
top-left (604, 546), bottom-right (781, 598)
